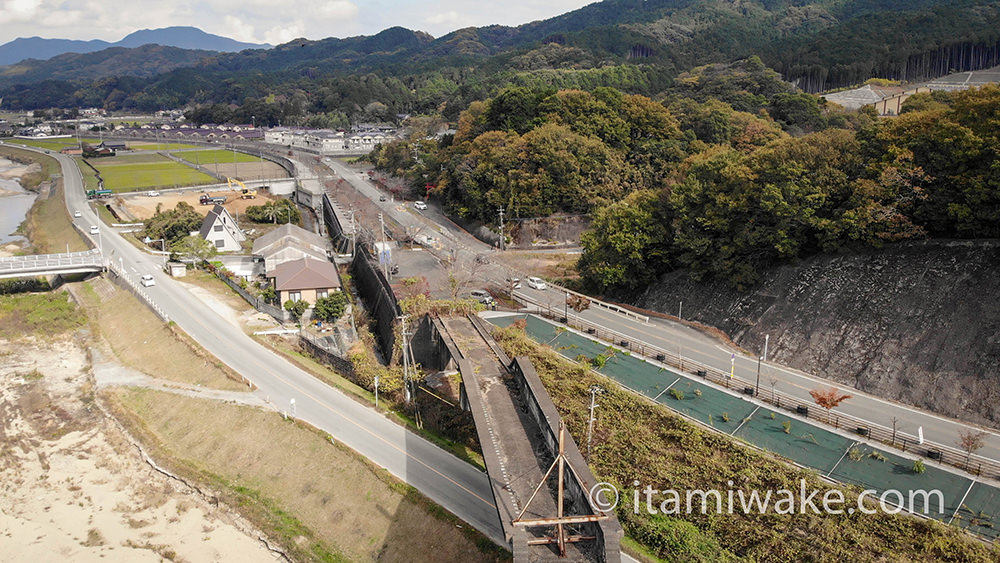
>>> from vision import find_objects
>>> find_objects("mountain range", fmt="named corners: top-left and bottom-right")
top-left (0, 26), bottom-right (269, 66)
top-left (2, 0), bottom-right (999, 112)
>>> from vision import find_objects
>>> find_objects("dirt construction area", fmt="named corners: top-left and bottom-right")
top-left (117, 189), bottom-right (283, 221)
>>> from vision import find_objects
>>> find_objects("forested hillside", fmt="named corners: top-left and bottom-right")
top-left (3, 0), bottom-right (1000, 116)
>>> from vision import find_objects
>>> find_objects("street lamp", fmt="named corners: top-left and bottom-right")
top-left (564, 291), bottom-right (570, 322)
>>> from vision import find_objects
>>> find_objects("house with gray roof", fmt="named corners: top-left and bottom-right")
top-left (252, 223), bottom-right (331, 272)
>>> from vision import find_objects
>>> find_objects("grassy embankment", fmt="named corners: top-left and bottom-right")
top-left (0, 144), bottom-right (88, 254)
top-left (491, 322), bottom-right (1000, 563)
top-left (80, 153), bottom-right (216, 192)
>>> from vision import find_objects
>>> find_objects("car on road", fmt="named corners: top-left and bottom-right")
top-left (147, 191), bottom-right (161, 197)
top-left (89, 225), bottom-right (99, 235)
top-left (379, 194), bottom-right (387, 202)
top-left (526, 276), bottom-right (547, 290)
top-left (73, 210), bottom-right (82, 218)
top-left (506, 277), bottom-right (522, 290)
top-left (470, 289), bottom-right (494, 305)
top-left (414, 201), bottom-right (428, 210)
top-left (140, 274), bottom-right (156, 287)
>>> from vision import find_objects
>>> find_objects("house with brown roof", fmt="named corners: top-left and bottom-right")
top-left (199, 204), bottom-right (246, 252)
top-left (267, 256), bottom-right (342, 305)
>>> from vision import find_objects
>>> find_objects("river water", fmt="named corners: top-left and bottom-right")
top-left (0, 160), bottom-right (37, 246)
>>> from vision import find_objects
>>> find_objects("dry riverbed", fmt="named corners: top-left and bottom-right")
top-left (0, 337), bottom-right (278, 562)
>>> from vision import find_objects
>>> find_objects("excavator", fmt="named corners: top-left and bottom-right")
top-left (227, 177), bottom-right (256, 199)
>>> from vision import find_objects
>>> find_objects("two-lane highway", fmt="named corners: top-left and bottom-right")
top-left (52, 151), bottom-right (506, 546)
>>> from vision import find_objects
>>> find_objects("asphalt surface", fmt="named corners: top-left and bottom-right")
top-left (49, 150), bottom-right (507, 547)
top-left (319, 155), bottom-right (1000, 469)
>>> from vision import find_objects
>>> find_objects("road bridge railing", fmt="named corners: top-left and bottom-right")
top-left (509, 290), bottom-right (1000, 482)
top-left (0, 249), bottom-right (105, 277)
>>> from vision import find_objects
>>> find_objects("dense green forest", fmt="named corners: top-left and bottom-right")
top-left (3, 0), bottom-right (1000, 117)
top-left (370, 63), bottom-right (1000, 291)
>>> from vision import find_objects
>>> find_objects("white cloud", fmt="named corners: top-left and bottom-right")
top-left (424, 10), bottom-right (462, 26)
top-left (317, 0), bottom-right (358, 19)
top-left (1, 0), bottom-right (43, 23)
top-left (221, 15), bottom-right (258, 43)
top-left (263, 23), bottom-right (305, 45)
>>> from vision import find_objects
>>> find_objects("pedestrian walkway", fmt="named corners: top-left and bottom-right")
top-left (488, 313), bottom-right (1000, 540)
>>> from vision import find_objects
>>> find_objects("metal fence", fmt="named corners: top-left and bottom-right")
top-left (106, 259), bottom-right (170, 323)
top-left (510, 291), bottom-right (1000, 481)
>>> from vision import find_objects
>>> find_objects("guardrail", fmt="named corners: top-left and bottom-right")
top-left (509, 291), bottom-right (1000, 481)
top-left (106, 259), bottom-right (170, 323)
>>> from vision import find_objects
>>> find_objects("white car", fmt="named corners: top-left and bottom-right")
top-left (73, 210), bottom-right (82, 218)
top-left (147, 190), bottom-right (161, 197)
top-left (526, 276), bottom-right (547, 290)
top-left (414, 201), bottom-right (428, 210)
top-left (506, 277), bottom-right (522, 290)
top-left (140, 274), bottom-right (156, 287)
top-left (89, 225), bottom-right (99, 235)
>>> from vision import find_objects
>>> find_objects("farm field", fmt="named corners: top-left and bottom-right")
top-left (81, 153), bottom-right (216, 192)
top-left (7, 137), bottom-right (101, 150)
top-left (6, 137), bottom-right (199, 151)
top-left (172, 149), bottom-right (265, 164)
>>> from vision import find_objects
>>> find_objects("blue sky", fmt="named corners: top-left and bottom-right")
top-left (0, 0), bottom-right (597, 46)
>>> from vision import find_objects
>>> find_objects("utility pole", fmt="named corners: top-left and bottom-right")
top-left (755, 356), bottom-right (762, 397)
top-left (350, 210), bottom-right (356, 257)
top-left (379, 212), bottom-right (388, 278)
top-left (497, 206), bottom-right (505, 251)
top-left (586, 385), bottom-right (603, 461)
top-left (400, 315), bottom-right (411, 404)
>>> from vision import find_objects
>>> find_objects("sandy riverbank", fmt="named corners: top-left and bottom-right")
top-left (0, 337), bottom-right (277, 562)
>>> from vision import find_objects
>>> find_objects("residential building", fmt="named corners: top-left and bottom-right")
top-left (198, 204), bottom-right (246, 252)
top-left (252, 223), bottom-right (332, 272)
top-left (266, 256), bottom-right (342, 306)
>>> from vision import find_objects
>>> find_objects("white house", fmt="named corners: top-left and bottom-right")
top-left (198, 204), bottom-right (246, 252)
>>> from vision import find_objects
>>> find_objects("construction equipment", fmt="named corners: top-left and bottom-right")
top-left (199, 194), bottom-right (227, 205)
top-left (227, 177), bottom-right (256, 199)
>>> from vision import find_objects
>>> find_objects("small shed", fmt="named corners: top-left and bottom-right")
top-left (166, 261), bottom-right (187, 277)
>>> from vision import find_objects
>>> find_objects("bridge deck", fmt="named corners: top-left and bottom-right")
top-left (440, 317), bottom-right (596, 562)
top-left (0, 249), bottom-right (103, 279)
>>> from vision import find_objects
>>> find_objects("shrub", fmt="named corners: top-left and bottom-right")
top-left (283, 299), bottom-right (308, 320)
top-left (669, 388), bottom-right (684, 401)
top-left (313, 292), bottom-right (348, 322)
top-left (781, 420), bottom-right (791, 434)
top-left (913, 459), bottom-right (926, 474)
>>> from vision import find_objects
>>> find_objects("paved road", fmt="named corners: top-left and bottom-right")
top-left (51, 151), bottom-right (507, 546)
top-left (319, 156), bottom-right (1000, 469)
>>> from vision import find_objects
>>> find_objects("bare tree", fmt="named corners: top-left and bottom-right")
top-left (809, 387), bottom-right (853, 423)
top-left (958, 429), bottom-right (989, 471)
